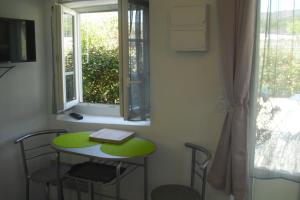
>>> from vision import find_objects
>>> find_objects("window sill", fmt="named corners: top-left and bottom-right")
top-left (73, 103), bottom-right (120, 117)
top-left (55, 114), bottom-right (151, 126)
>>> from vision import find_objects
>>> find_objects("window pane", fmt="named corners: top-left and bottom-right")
top-left (80, 11), bottom-right (119, 104)
top-left (254, 0), bottom-right (300, 181)
top-left (63, 13), bottom-right (76, 102)
top-left (66, 73), bottom-right (75, 102)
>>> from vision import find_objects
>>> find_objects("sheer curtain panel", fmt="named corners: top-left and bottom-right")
top-left (252, 0), bottom-right (300, 183)
top-left (127, 0), bottom-right (150, 121)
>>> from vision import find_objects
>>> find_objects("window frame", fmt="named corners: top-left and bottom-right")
top-left (55, 5), bottom-right (80, 111)
top-left (53, 0), bottom-right (150, 121)
top-left (119, 0), bottom-right (129, 119)
top-left (77, 2), bottom-right (125, 117)
top-left (55, 1), bottom-right (129, 117)
top-left (251, 0), bottom-right (300, 182)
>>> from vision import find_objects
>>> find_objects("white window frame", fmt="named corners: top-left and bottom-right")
top-left (120, 0), bottom-right (129, 119)
top-left (55, 5), bottom-right (80, 111)
top-left (76, 3), bottom-right (122, 116)
top-left (54, 0), bottom-right (130, 118)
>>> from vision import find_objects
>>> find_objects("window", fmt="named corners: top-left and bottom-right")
top-left (52, 0), bottom-right (150, 121)
top-left (63, 10), bottom-right (78, 106)
top-left (254, 0), bottom-right (300, 182)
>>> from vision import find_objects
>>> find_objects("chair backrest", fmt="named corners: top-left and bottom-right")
top-left (15, 129), bottom-right (68, 179)
top-left (185, 143), bottom-right (211, 200)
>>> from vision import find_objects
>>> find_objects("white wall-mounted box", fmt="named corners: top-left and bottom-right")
top-left (170, 3), bottom-right (208, 51)
top-left (170, 28), bottom-right (207, 51)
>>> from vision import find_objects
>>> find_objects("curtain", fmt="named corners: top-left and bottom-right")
top-left (51, 4), bottom-right (64, 114)
top-left (252, 0), bottom-right (300, 183)
top-left (207, 0), bottom-right (258, 200)
top-left (127, 0), bottom-right (150, 121)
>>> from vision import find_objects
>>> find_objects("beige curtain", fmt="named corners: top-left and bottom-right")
top-left (207, 0), bottom-right (258, 200)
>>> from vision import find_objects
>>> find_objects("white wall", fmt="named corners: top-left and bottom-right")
top-left (253, 179), bottom-right (300, 200)
top-left (45, 0), bottom-right (229, 199)
top-left (0, 0), bottom-right (48, 199)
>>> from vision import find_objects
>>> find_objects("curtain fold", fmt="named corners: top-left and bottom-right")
top-left (127, 0), bottom-right (150, 121)
top-left (51, 4), bottom-right (64, 114)
top-left (207, 0), bottom-right (258, 199)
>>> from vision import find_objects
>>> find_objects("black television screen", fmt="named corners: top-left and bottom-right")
top-left (0, 17), bottom-right (36, 63)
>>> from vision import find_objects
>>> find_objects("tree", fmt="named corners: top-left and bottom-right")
top-left (80, 12), bottom-right (120, 104)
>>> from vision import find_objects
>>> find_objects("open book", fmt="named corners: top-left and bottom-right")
top-left (89, 128), bottom-right (135, 144)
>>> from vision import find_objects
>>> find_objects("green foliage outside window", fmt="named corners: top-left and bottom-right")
top-left (81, 46), bottom-right (119, 104)
top-left (259, 47), bottom-right (300, 97)
top-left (256, 11), bottom-right (300, 145)
top-left (80, 12), bottom-right (120, 104)
top-left (259, 12), bottom-right (300, 97)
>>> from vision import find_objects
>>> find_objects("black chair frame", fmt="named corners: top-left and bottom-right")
top-left (151, 143), bottom-right (212, 200)
top-left (186, 143), bottom-right (211, 199)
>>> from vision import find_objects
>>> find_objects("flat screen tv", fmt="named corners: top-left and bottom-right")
top-left (0, 17), bottom-right (36, 63)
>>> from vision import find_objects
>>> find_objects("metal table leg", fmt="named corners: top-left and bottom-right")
top-left (56, 153), bottom-right (64, 200)
top-left (116, 162), bottom-right (122, 200)
top-left (90, 182), bottom-right (95, 200)
top-left (144, 157), bottom-right (148, 200)
top-left (74, 179), bottom-right (82, 200)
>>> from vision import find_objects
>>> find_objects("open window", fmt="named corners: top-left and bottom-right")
top-left (53, 5), bottom-right (80, 111)
top-left (52, 0), bottom-right (150, 121)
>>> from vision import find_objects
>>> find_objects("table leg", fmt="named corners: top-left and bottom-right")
top-left (116, 162), bottom-right (122, 200)
top-left (74, 179), bottom-right (82, 200)
top-left (86, 158), bottom-right (95, 200)
top-left (144, 157), bottom-right (148, 200)
top-left (56, 153), bottom-right (64, 200)
top-left (89, 182), bottom-right (94, 200)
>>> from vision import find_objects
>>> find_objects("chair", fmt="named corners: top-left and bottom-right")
top-left (15, 129), bottom-right (71, 200)
top-left (151, 143), bottom-right (211, 200)
top-left (66, 160), bottom-right (127, 200)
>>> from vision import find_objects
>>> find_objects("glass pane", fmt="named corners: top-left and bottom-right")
top-left (66, 74), bottom-right (75, 102)
top-left (80, 11), bottom-right (119, 104)
top-left (63, 13), bottom-right (76, 102)
top-left (254, 0), bottom-right (300, 181)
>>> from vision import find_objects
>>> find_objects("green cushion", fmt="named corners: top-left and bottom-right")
top-left (52, 132), bottom-right (99, 148)
top-left (101, 138), bottom-right (156, 157)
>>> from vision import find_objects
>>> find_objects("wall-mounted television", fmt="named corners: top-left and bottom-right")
top-left (0, 17), bottom-right (36, 63)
